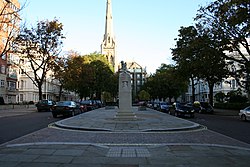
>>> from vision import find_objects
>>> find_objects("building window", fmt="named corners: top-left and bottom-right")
top-left (0, 80), bottom-right (5, 87)
top-left (137, 80), bottom-right (141, 85)
top-left (137, 74), bottom-right (141, 79)
top-left (231, 79), bottom-right (236, 89)
top-left (20, 80), bottom-right (24, 89)
top-left (1, 65), bottom-right (6, 74)
top-left (8, 81), bottom-right (16, 90)
top-left (20, 94), bottom-right (23, 102)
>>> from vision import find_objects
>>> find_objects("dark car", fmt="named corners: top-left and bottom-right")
top-left (80, 100), bottom-right (96, 111)
top-left (51, 101), bottom-right (82, 118)
top-left (174, 103), bottom-right (195, 118)
top-left (200, 102), bottom-right (214, 114)
top-left (36, 100), bottom-right (56, 112)
top-left (95, 100), bottom-right (103, 108)
top-left (186, 102), bottom-right (201, 113)
top-left (157, 102), bottom-right (170, 112)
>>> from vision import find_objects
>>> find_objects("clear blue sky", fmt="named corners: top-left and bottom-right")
top-left (19, 0), bottom-right (212, 74)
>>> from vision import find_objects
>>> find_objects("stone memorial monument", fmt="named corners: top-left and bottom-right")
top-left (115, 61), bottom-right (137, 120)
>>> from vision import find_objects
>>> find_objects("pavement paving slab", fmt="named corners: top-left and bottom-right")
top-left (1, 106), bottom-right (250, 166)
top-left (54, 107), bottom-right (201, 132)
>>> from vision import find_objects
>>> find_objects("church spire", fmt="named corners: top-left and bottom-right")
top-left (101, 0), bottom-right (116, 71)
top-left (104, 0), bottom-right (114, 40)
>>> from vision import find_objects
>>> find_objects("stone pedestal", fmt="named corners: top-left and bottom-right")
top-left (115, 62), bottom-right (137, 120)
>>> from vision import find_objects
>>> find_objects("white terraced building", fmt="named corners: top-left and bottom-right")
top-left (184, 44), bottom-right (249, 103)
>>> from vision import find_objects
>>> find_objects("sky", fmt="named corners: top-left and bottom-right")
top-left (19, 0), bottom-right (212, 74)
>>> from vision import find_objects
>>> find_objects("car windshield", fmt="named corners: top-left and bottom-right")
top-left (57, 101), bottom-right (71, 106)
top-left (39, 100), bottom-right (48, 104)
top-left (177, 104), bottom-right (192, 110)
top-left (244, 106), bottom-right (250, 111)
top-left (81, 100), bottom-right (91, 105)
top-left (200, 102), bottom-right (211, 108)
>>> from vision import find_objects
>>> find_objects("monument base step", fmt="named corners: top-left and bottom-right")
top-left (114, 111), bottom-right (137, 121)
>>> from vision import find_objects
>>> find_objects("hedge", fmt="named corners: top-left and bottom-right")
top-left (214, 103), bottom-right (250, 110)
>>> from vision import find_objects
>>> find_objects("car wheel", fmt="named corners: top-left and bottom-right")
top-left (241, 115), bottom-right (247, 121)
top-left (52, 113), bottom-right (57, 118)
top-left (174, 112), bottom-right (178, 117)
top-left (71, 110), bottom-right (75, 117)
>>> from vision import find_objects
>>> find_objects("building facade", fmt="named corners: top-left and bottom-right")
top-left (127, 62), bottom-right (147, 101)
top-left (0, 0), bottom-right (77, 104)
top-left (17, 70), bottom-right (77, 103)
top-left (0, 0), bottom-right (20, 103)
top-left (184, 50), bottom-right (249, 103)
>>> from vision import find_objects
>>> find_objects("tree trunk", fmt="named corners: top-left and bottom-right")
top-left (191, 77), bottom-right (195, 103)
top-left (59, 85), bottom-right (63, 101)
top-left (208, 83), bottom-right (214, 106)
top-left (38, 84), bottom-right (43, 100)
top-left (246, 69), bottom-right (250, 102)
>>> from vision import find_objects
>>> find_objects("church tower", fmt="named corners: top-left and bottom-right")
top-left (101, 0), bottom-right (116, 71)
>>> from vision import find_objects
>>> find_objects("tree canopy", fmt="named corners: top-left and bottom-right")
top-left (62, 52), bottom-right (118, 100)
top-left (142, 64), bottom-right (188, 102)
top-left (195, 0), bottom-right (250, 100)
top-left (0, 0), bottom-right (23, 58)
top-left (13, 19), bottom-right (65, 100)
top-left (172, 25), bottom-right (229, 104)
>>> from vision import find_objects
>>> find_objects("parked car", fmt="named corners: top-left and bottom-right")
top-left (188, 101), bottom-right (202, 112)
top-left (200, 102), bottom-right (214, 114)
top-left (174, 103), bottom-right (195, 118)
top-left (153, 101), bottom-right (159, 110)
top-left (77, 102), bottom-right (87, 113)
top-left (147, 101), bottom-right (153, 108)
top-left (36, 100), bottom-right (56, 112)
top-left (157, 102), bottom-right (170, 112)
top-left (51, 101), bottom-right (82, 118)
top-left (80, 100), bottom-right (96, 111)
top-left (95, 100), bottom-right (103, 108)
top-left (239, 106), bottom-right (250, 121)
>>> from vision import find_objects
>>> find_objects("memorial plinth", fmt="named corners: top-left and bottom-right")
top-left (115, 61), bottom-right (137, 121)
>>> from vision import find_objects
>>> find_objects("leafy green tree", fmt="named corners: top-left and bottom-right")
top-left (215, 91), bottom-right (225, 103)
top-left (90, 60), bottom-right (114, 99)
top-left (63, 55), bottom-right (94, 100)
top-left (194, 34), bottom-right (229, 105)
top-left (83, 52), bottom-right (114, 72)
top-left (62, 52), bottom-right (118, 101)
top-left (172, 26), bottom-right (229, 105)
top-left (157, 64), bottom-right (188, 101)
top-left (195, 0), bottom-right (250, 100)
top-left (172, 26), bottom-right (201, 102)
top-left (227, 89), bottom-right (248, 103)
top-left (142, 64), bottom-right (188, 102)
top-left (51, 56), bottom-right (66, 101)
top-left (138, 90), bottom-right (150, 101)
top-left (13, 19), bottom-right (64, 100)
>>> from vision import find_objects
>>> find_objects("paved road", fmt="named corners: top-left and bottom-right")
top-left (0, 112), bottom-right (60, 144)
top-left (189, 113), bottom-right (250, 144)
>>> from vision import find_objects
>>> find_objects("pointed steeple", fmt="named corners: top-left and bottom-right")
top-left (104, 0), bottom-right (114, 41)
top-left (101, 0), bottom-right (116, 71)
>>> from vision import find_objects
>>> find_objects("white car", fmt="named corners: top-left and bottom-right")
top-left (239, 106), bottom-right (250, 121)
